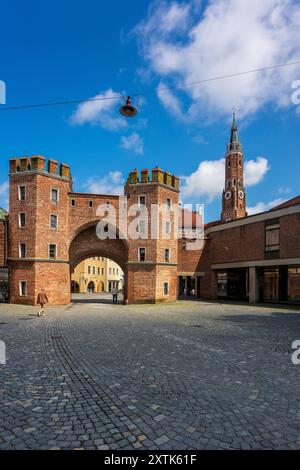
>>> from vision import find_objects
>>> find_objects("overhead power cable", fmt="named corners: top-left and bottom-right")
top-left (0, 60), bottom-right (300, 112)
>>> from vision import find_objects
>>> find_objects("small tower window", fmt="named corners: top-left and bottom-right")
top-left (139, 195), bottom-right (146, 207)
top-left (19, 213), bottom-right (26, 228)
top-left (49, 244), bottom-right (57, 259)
top-left (138, 247), bottom-right (146, 262)
top-left (19, 243), bottom-right (26, 258)
top-left (19, 281), bottom-right (27, 297)
top-left (18, 186), bottom-right (26, 201)
top-left (50, 214), bottom-right (58, 230)
top-left (89, 200), bottom-right (93, 208)
top-left (228, 160), bottom-right (231, 168)
top-left (139, 220), bottom-right (146, 234)
top-left (51, 189), bottom-right (59, 204)
top-left (71, 199), bottom-right (76, 207)
top-left (166, 198), bottom-right (172, 209)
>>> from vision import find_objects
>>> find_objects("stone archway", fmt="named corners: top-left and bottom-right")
top-left (87, 281), bottom-right (95, 293)
top-left (97, 281), bottom-right (104, 292)
top-left (68, 222), bottom-right (129, 302)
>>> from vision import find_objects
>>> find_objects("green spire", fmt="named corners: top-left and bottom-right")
top-left (229, 111), bottom-right (242, 151)
top-left (230, 112), bottom-right (238, 143)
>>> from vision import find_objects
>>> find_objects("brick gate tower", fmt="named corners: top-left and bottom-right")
top-left (8, 156), bottom-right (180, 305)
top-left (221, 113), bottom-right (247, 222)
top-left (125, 168), bottom-right (180, 303)
top-left (8, 157), bottom-right (72, 304)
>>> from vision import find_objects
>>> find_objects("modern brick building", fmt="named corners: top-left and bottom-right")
top-left (2, 116), bottom-right (300, 305)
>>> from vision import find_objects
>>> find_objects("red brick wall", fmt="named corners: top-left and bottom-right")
top-left (280, 213), bottom-right (300, 259)
top-left (0, 221), bottom-right (6, 266)
top-left (210, 222), bottom-right (265, 264)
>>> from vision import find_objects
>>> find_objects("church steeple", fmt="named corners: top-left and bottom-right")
top-left (221, 113), bottom-right (247, 223)
top-left (229, 112), bottom-right (242, 152)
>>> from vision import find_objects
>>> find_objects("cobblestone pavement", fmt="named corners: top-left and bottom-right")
top-left (1, 296), bottom-right (300, 450)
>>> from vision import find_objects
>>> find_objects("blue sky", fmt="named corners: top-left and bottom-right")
top-left (0, 0), bottom-right (300, 222)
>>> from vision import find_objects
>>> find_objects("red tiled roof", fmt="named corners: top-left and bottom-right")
top-left (204, 220), bottom-right (221, 230)
top-left (271, 195), bottom-right (300, 211)
top-left (179, 209), bottom-right (203, 228)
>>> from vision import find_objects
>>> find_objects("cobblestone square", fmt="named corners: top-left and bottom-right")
top-left (1, 296), bottom-right (300, 450)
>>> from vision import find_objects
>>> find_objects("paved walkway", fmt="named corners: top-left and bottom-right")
top-left (1, 299), bottom-right (300, 450)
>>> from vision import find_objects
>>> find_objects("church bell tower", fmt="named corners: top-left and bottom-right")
top-left (221, 113), bottom-right (247, 222)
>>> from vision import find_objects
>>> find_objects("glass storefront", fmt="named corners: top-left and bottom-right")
top-left (0, 268), bottom-right (9, 303)
top-left (262, 266), bottom-right (300, 304)
top-left (288, 267), bottom-right (300, 302)
top-left (217, 269), bottom-right (249, 301)
top-left (178, 276), bottom-right (197, 297)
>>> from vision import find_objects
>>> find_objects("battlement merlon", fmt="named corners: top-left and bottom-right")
top-left (125, 167), bottom-right (180, 192)
top-left (9, 156), bottom-right (72, 183)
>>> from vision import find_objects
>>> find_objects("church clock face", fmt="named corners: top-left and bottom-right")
top-left (225, 191), bottom-right (232, 200)
top-left (238, 190), bottom-right (244, 200)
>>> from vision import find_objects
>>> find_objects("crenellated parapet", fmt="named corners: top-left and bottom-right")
top-left (9, 155), bottom-right (71, 180)
top-left (126, 167), bottom-right (180, 191)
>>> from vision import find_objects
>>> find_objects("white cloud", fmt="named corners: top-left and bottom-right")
top-left (120, 132), bottom-right (144, 155)
top-left (181, 156), bottom-right (270, 201)
top-left (135, 0), bottom-right (300, 121)
top-left (84, 171), bottom-right (124, 196)
top-left (135, 1), bottom-right (193, 38)
top-left (181, 158), bottom-right (225, 202)
top-left (0, 181), bottom-right (9, 210)
top-left (70, 88), bottom-right (127, 131)
top-left (244, 157), bottom-right (270, 186)
top-left (157, 84), bottom-right (183, 118)
top-left (247, 198), bottom-right (286, 215)
top-left (278, 186), bottom-right (291, 195)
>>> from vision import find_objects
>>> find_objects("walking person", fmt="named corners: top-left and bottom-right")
top-left (112, 286), bottom-right (118, 304)
top-left (37, 288), bottom-right (49, 317)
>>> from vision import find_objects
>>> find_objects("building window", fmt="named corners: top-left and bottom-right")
top-left (50, 214), bottom-right (58, 230)
top-left (265, 222), bottom-right (280, 252)
top-left (139, 247), bottom-right (146, 262)
top-left (102, 268), bottom-right (104, 275)
top-left (163, 282), bottom-right (169, 296)
top-left (113, 268), bottom-right (115, 275)
top-left (139, 195), bottom-right (146, 207)
top-left (71, 199), bottom-right (76, 207)
top-left (19, 212), bottom-right (26, 228)
top-left (93, 266), bottom-right (95, 275)
top-left (51, 189), bottom-right (59, 204)
top-left (116, 269), bottom-right (118, 275)
top-left (18, 186), bottom-right (26, 201)
top-left (165, 221), bottom-right (171, 234)
top-left (165, 248), bottom-right (170, 263)
top-left (89, 200), bottom-right (93, 208)
top-left (166, 198), bottom-right (172, 209)
top-left (105, 202), bottom-right (110, 209)
top-left (109, 267), bottom-right (112, 274)
top-left (98, 267), bottom-right (100, 275)
top-left (19, 281), bottom-right (27, 297)
top-left (19, 243), bottom-right (26, 258)
top-left (49, 244), bottom-right (57, 259)
top-left (88, 266), bottom-right (91, 274)
top-left (102, 257), bottom-right (104, 261)
top-left (140, 220), bottom-right (146, 235)
top-left (288, 267), bottom-right (300, 301)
